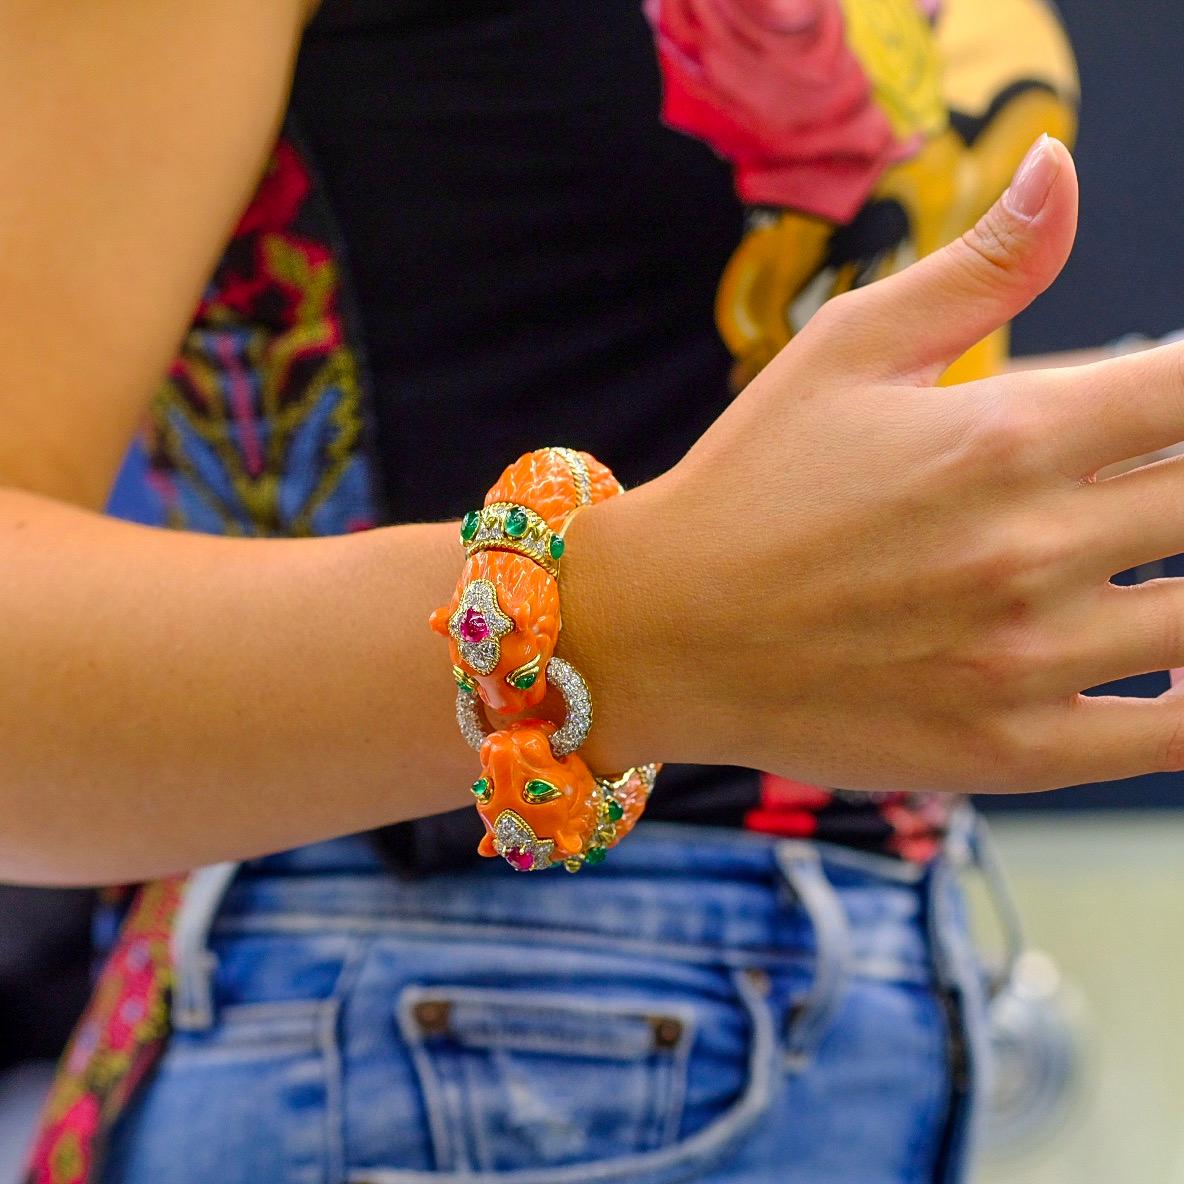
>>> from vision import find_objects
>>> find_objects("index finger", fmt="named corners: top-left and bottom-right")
top-left (1015, 343), bottom-right (1184, 478)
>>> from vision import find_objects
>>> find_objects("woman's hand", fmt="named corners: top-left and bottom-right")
top-left (568, 137), bottom-right (1184, 792)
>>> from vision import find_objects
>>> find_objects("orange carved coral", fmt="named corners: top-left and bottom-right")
top-left (484, 448), bottom-right (621, 530)
top-left (429, 551), bottom-right (558, 714)
top-left (431, 448), bottom-right (657, 871)
top-left (473, 721), bottom-right (653, 869)
top-left (475, 722), bottom-right (599, 867)
top-left (429, 449), bottom-right (620, 715)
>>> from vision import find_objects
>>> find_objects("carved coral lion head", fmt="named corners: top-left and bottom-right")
top-left (473, 721), bottom-right (597, 870)
top-left (429, 551), bottom-right (559, 714)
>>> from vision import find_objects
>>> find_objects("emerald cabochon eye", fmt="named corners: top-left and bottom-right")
top-left (471, 777), bottom-right (492, 803)
top-left (523, 779), bottom-right (561, 803)
top-left (506, 654), bottom-right (542, 691)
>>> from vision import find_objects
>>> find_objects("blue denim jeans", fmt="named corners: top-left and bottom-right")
top-left (100, 823), bottom-right (986, 1184)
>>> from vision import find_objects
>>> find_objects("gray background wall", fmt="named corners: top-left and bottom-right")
top-left (1014, 0), bottom-right (1184, 352)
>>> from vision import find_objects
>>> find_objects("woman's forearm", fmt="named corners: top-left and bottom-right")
top-left (0, 491), bottom-right (489, 884)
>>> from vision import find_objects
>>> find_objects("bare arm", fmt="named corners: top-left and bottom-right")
top-left (0, 0), bottom-right (536, 884)
top-left (0, 501), bottom-right (483, 884)
top-left (0, 0), bottom-right (316, 505)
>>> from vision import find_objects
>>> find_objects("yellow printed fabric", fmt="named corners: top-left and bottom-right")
top-left (710, 0), bottom-right (1080, 390)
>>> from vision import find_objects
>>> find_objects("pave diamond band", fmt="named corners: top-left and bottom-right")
top-left (551, 447), bottom-right (592, 506)
top-left (545, 657), bottom-right (592, 757)
top-left (456, 686), bottom-right (489, 752)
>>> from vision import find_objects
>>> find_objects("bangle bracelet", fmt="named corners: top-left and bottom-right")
top-left (430, 447), bottom-right (658, 872)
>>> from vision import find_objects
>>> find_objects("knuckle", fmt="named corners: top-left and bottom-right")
top-left (962, 543), bottom-right (1023, 595)
top-left (959, 624), bottom-right (1058, 702)
top-left (977, 712), bottom-right (1057, 789)
top-left (961, 520), bottom-right (1066, 599)
top-left (959, 207), bottom-right (1030, 284)
top-left (954, 644), bottom-right (1017, 696)
top-left (967, 396), bottom-right (1047, 479)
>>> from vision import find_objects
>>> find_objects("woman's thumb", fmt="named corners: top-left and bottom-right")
top-left (811, 135), bottom-right (1079, 381)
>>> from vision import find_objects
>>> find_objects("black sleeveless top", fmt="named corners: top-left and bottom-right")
top-left (294, 0), bottom-right (766, 870)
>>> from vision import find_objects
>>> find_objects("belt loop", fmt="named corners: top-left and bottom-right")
top-left (170, 862), bottom-right (240, 1032)
top-left (926, 844), bottom-right (991, 1181)
top-left (774, 841), bottom-right (853, 1071)
top-left (967, 813), bottom-right (1025, 1000)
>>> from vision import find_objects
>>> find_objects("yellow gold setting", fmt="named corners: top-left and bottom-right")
top-left (505, 653), bottom-right (542, 690)
top-left (463, 502), bottom-right (563, 578)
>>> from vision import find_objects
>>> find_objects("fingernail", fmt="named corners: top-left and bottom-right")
top-left (1003, 134), bottom-right (1061, 220)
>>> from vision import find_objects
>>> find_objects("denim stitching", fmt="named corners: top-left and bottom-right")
top-left (396, 987), bottom-right (460, 1170)
top-left (212, 914), bottom-right (936, 992)
top-left (656, 1020), bottom-right (695, 1150)
top-left (395, 985), bottom-right (698, 1170)
top-left (324, 938), bottom-right (368, 1184)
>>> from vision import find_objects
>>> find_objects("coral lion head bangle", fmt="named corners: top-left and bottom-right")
top-left (429, 447), bottom-right (658, 872)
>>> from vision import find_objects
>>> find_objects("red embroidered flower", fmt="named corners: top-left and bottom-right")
top-left (233, 139), bottom-right (310, 237)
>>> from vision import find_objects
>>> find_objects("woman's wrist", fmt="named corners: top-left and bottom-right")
top-left (556, 479), bottom-right (683, 773)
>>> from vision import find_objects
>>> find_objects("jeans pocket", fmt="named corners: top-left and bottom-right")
top-left (350, 966), bottom-right (777, 1184)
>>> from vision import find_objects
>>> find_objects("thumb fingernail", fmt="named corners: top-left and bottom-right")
top-left (1003, 134), bottom-right (1061, 220)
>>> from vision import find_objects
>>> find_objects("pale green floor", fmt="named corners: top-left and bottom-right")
top-left (975, 812), bottom-right (1184, 1184)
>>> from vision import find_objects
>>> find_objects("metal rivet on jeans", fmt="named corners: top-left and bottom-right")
top-left (412, 1000), bottom-right (452, 1035)
top-left (744, 967), bottom-right (773, 996)
top-left (650, 1016), bottom-right (684, 1049)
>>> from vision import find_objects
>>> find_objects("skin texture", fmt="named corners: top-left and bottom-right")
top-left (2, 10), bottom-right (1184, 884)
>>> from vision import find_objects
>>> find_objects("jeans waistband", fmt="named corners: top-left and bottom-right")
top-left (241, 821), bottom-right (931, 884)
top-left (195, 825), bottom-right (940, 986)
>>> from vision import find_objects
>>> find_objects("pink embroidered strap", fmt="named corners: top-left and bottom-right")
top-left (24, 877), bottom-right (186, 1184)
